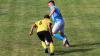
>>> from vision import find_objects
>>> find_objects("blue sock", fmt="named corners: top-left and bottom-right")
top-left (53, 34), bottom-right (64, 40)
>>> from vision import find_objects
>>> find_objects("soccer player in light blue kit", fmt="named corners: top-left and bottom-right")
top-left (48, 1), bottom-right (70, 47)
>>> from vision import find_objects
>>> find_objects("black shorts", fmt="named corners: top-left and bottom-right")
top-left (37, 31), bottom-right (53, 42)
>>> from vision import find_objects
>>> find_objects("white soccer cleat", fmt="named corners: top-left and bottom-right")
top-left (63, 38), bottom-right (70, 47)
top-left (63, 38), bottom-right (67, 46)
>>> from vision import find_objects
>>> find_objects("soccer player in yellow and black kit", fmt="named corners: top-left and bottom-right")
top-left (29, 15), bottom-right (54, 55)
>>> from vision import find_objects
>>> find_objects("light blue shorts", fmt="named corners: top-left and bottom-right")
top-left (52, 21), bottom-right (64, 33)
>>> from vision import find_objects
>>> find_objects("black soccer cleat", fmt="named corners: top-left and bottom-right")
top-left (45, 48), bottom-right (48, 53)
top-left (50, 53), bottom-right (54, 56)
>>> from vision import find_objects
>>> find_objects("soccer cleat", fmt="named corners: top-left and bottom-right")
top-left (63, 38), bottom-right (67, 46)
top-left (45, 48), bottom-right (48, 53)
top-left (63, 38), bottom-right (70, 47)
top-left (50, 53), bottom-right (54, 56)
top-left (64, 44), bottom-right (69, 47)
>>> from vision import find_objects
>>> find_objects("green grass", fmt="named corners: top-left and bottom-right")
top-left (0, 0), bottom-right (100, 56)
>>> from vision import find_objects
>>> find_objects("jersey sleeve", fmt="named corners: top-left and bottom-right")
top-left (34, 22), bottom-right (38, 26)
top-left (34, 21), bottom-right (40, 27)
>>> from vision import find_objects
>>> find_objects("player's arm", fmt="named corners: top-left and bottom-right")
top-left (29, 24), bottom-right (37, 36)
top-left (49, 8), bottom-right (55, 16)
top-left (48, 22), bottom-right (52, 34)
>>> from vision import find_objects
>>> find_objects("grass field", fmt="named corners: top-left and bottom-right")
top-left (0, 0), bottom-right (100, 56)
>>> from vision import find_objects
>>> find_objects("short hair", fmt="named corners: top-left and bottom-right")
top-left (44, 14), bottom-right (50, 19)
top-left (48, 1), bottom-right (55, 5)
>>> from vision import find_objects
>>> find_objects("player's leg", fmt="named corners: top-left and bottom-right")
top-left (60, 24), bottom-right (70, 47)
top-left (52, 22), bottom-right (65, 40)
top-left (52, 22), bottom-right (70, 47)
top-left (37, 31), bottom-right (48, 53)
top-left (45, 31), bottom-right (54, 55)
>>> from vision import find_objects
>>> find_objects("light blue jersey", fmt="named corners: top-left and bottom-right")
top-left (50, 5), bottom-right (64, 23)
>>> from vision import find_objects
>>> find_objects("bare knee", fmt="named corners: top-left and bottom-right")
top-left (52, 32), bottom-right (56, 35)
top-left (60, 32), bottom-right (65, 37)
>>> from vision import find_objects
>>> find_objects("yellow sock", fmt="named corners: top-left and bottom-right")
top-left (50, 43), bottom-right (54, 53)
top-left (41, 41), bottom-right (46, 49)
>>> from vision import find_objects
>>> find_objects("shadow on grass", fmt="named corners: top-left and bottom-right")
top-left (55, 42), bottom-right (100, 55)
top-left (0, 8), bottom-right (8, 15)
top-left (55, 48), bottom-right (94, 55)
top-left (71, 42), bottom-right (100, 47)
top-left (0, 11), bottom-right (8, 16)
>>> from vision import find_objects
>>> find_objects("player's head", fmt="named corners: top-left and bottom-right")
top-left (44, 14), bottom-right (50, 19)
top-left (48, 1), bottom-right (55, 7)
